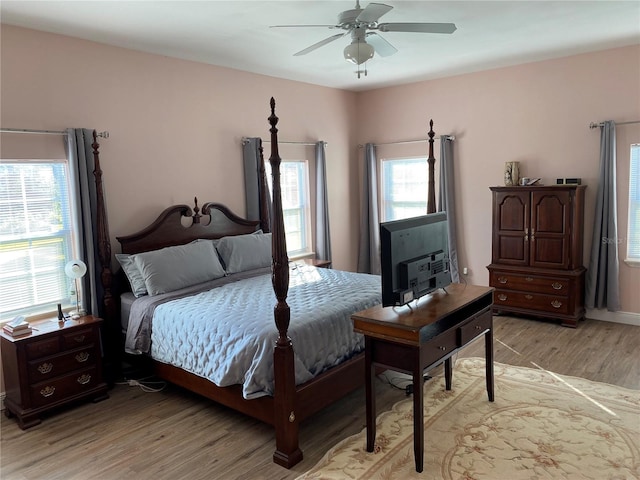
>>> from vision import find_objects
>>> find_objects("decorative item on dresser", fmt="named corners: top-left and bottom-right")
top-left (1, 315), bottom-right (109, 429)
top-left (487, 185), bottom-right (587, 327)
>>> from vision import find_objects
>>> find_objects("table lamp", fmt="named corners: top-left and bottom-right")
top-left (65, 259), bottom-right (87, 319)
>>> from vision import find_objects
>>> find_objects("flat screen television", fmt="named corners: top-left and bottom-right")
top-left (380, 211), bottom-right (452, 307)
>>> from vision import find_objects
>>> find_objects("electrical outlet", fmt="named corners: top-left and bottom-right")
top-left (463, 267), bottom-right (469, 275)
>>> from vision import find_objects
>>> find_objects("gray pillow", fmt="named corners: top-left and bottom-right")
top-left (216, 233), bottom-right (272, 274)
top-left (133, 241), bottom-right (226, 295)
top-left (115, 253), bottom-right (148, 297)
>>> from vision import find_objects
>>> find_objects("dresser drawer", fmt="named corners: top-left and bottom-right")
top-left (30, 366), bottom-right (99, 408)
top-left (494, 289), bottom-right (570, 315)
top-left (27, 347), bottom-right (96, 382)
top-left (62, 328), bottom-right (96, 349)
top-left (459, 309), bottom-right (492, 345)
top-left (25, 337), bottom-right (60, 360)
top-left (490, 271), bottom-right (569, 295)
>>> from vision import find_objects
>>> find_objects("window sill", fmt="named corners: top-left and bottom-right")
top-left (623, 258), bottom-right (640, 268)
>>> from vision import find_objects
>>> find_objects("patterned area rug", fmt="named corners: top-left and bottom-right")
top-left (297, 358), bottom-right (639, 480)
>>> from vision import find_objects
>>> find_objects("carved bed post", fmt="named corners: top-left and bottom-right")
top-left (268, 98), bottom-right (303, 467)
top-left (427, 119), bottom-right (436, 214)
top-left (92, 131), bottom-right (118, 382)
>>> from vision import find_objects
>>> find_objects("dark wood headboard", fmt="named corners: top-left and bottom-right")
top-left (117, 198), bottom-right (260, 255)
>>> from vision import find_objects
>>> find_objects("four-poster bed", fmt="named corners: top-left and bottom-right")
top-left (93, 98), bottom-right (439, 468)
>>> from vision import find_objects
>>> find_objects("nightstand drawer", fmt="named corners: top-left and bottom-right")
top-left (490, 271), bottom-right (570, 295)
top-left (26, 337), bottom-right (60, 360)
top-left (30, 366), bottom-right (99, 408)
top-left (62, 328), bottom-right (96, 349)
top-left (28, 347), bottom-right (96, 382)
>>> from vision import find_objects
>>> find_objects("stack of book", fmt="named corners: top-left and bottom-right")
top-left (3, 320), bottom-right (33, 337)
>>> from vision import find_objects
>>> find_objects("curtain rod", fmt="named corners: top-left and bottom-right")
top-left (242, 137), bottom-right (324, 146)
top-left (589, 120), bottom-right (640, 129)
top-left (357, 135), bottom-right (455, 148)
top-left (0, 128), bottom-right (110, 138)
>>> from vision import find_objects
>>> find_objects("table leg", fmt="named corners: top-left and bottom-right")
top-left (444, 356), bottom-right (453, 390)
top-left (485, 324), bottom-right (495, 402)
top-left (365, 338), bottom-right (376, 452)
top-left (413, 358), bottom-right (424, 472)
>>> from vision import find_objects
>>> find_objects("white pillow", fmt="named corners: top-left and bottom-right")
top-left (115, 253), bottom-right (148, 297)
top-left (133, 241), bottom-right (226, 295)
top-left (216, 233), bottom-right (272, 274)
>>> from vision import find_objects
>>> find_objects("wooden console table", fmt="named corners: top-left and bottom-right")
top-left (352, 283), bottom-right (494, 473)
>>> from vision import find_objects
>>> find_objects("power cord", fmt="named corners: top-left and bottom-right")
top-left (380, 371), bottom-right (432, 396)
top-left (116, 376), bottom-right (167, 393)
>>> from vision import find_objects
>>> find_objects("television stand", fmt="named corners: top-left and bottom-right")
top-left (352, 283), bottom-right (494, 473)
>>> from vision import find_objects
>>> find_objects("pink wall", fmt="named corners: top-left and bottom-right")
top-left (1, 26), bottom-right (638, 394)
top-left (357, 45), bottom-right (640, 315)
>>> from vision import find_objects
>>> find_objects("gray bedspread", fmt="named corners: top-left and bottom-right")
top-left (125, 265), bottom-right (381, 399)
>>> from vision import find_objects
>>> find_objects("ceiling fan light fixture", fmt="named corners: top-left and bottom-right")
top-left (343, 40), bottom-right (374, 65)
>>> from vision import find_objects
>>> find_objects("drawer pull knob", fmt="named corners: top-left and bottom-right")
top-left (525, 277), bottom-right (534, 282)
top-left (73, 335), bottom-right (86, 343)
top-left (75, 352), bottom-right (90, 363)
top-left (475, 325), bottom-right (482, 330)
top-left (551, 300), bottom-right (563, 308)
top-left (37, 363), bottom-right (53, 374)
top-left (551, 282), bottom-right (563, 290)
top-left (40, 386), bottom-right (55, 398)
top-left (498, 294), bottom-right (507, 301)
top-left (438, 346), bottom-right (446, 351)
top-left (77, 374), bottom-right (91, 385)
top-left (525, 294), bottom-right (533, 300)
top-left (497, 276), bottom-right (507, 284)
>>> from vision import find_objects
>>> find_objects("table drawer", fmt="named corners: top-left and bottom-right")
top-left (490, 272), bottom-right (569, 295)
top-left (27, 347), bottom-right (96, 382)
top-left (459, 309), bottom-right (492, 345)
top-left (30, 366), bottom-right (99, 408)
top-left (494, 289), bottom-right (570, 315)
top-left (421, 328), bottom-right (457, 367)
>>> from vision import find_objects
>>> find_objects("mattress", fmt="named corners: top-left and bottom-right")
top-left (125, 265), bottom-right (381, 399)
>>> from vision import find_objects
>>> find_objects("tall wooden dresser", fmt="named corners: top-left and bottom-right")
top-left (487, 185), bottom-right (587, 327)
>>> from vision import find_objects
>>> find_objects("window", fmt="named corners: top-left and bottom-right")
top-left (265, 159), bottom-right (312, 257)
top-left (380, 157), bottom-right (428, 221)
top-left (0, 161), bottom-right (76, 321)
top-left (627, 144), bottom-right (640, 265)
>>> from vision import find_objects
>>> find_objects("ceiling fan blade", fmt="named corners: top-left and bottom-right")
top-left (270, 24), bottom-right (338, 29)
top-left (366, 33), bottom-right (397, 57)
top-left (377, 22), bottom-right (457, 34)
top-left (356, 3), bottom-right (393, 24)
top-left (293, 33), bottom-right (346, 56)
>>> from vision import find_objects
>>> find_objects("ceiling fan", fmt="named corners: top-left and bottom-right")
top-left (271, 1), bottom-right (456, 73)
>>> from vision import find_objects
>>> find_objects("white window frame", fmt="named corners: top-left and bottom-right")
top-left (626, 143), bottom-right (640, 266)
top-left (0, 159), bottom-right (78, 321)
top-left (265, 159), bottom-right (313, 258)
top-left (380, 156), bottom-right (429, 222)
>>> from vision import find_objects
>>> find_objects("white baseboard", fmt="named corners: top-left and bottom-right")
top-left (586, 309), bottom-right (640, 326)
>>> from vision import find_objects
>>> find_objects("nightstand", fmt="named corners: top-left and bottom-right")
top-left (300, 258), bottom-right (332, 268)
top-left (1, 315), bottom-right (109, 429)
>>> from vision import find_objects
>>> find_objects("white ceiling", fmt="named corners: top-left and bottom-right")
top-left (2, 1), bottom-right (639, 92)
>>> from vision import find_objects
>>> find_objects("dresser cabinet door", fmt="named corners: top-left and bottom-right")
top-left (530, 190), bottom-right (573, 269)
top-left (492, 190), bottom-right (530, 266)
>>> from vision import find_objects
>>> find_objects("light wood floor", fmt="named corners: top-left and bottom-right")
top-left (1, 316), bottom-right (638, 480)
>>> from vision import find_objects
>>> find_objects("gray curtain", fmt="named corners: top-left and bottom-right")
top-left (65, 129), bottom-right (101, 317)
top-left (357, 143), bottom-right (380, 274)
top-left (315, 141), bottom-right (332, 262)
top-left (437, 135), bottom-right (460, 282)
top-left (242, 137), bottom-right (264, 222)
top-left (586, 121), bottom-right (620, 311)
